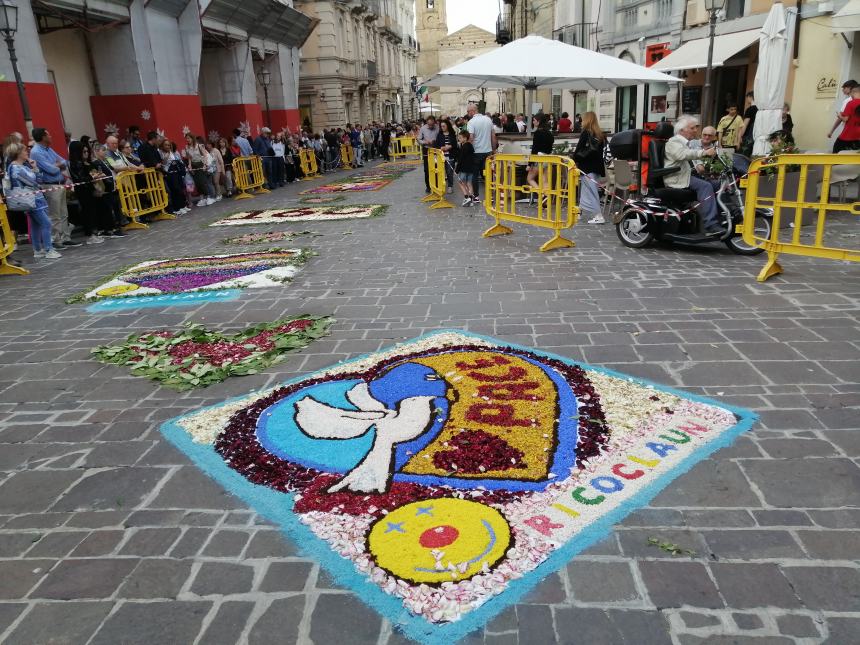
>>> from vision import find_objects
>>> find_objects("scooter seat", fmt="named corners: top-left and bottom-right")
top-left (654, 187), bottom-right (696, 204)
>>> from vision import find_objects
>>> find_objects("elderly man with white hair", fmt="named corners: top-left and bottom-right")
top-left (664, 115), bottom-right (721, 234)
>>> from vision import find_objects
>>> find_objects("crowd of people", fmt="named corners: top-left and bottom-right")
top-left (2, 84), bottom-right (857, 264)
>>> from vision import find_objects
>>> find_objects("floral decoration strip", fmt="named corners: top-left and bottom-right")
top-left (93, 316), bottom-right (332, 390)
top-left (209, 205), bottom-right (387, 227)
top-left (299, 164), bottom-right (416, 194)
top-left (221, 231), bottom-right (322, 246)
top-left (299, 195), bottom-right (347, 204)
top-left (164, 331), bottom-right (752, 643)
top-left (69, 249), bottom-right (311, 303)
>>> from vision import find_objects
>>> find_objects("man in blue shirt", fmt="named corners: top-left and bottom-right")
top-left (253, 127), bottom-right (276, 189)
top-left (30, 127), bottom-right (80, 247)
top-left (349, 124), bottom-right (364, 167)
top-left (232, 128), bottom-right (253, 157)
top-left (128, 125), bottom-right (143, 155)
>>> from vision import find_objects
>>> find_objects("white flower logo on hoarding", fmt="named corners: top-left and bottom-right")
top-left (208, 130), bottom-right (221, 143)
top-left (156, 128), bottom-right (166, 138)
top-left (140, 109), bottom-right (151, 121)
top-left (103, 122), bottom-right (119, 135)
top-left (182, 125), bottom-right (191, 136)
top-left (238, 121), bottom-right (251, 136)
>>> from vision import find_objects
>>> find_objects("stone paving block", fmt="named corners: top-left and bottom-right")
top-left (679, 611), bottom-right (722, 628)
top-left (0, 470), bottom-right (82, 514)
top-left (553, 607), bottom-right (672, 645)
top-left (89, 600), bottom-right (212, 645)
top-left (701, 530), bottom-right (804, 559)
top-left (677, 636), bottom-right (794, 645)
top-left (821, 429), bottom-right (860, 455)
top-left (638, 561), bottom-right (723, 609)
top-left (732, 612), bottom-right (764, 630)
top-left (514, 604), bottom-right (556, 643)
top-left (200, 530), bottom-right (250, 557)
top-left (757, 438), bottom-right (838, 458)
top-left (0, 532), bottom-right (40, 557)
top-left (618, 528), bottom-right (708, 558)
top-left (775, 614), bottom-right (820, 638)
top-left (710, 563), bottom-right (802, 609)
top-left (310, 594), bottom-right (383, 645)
top-left (651, 461), bottom-right (762, 508)
top-left (0, 603), bottom-right (26, 634)
top-left (197, 600), bottom-right (255, 645)
top-left (118, 559), bottom-right (193, 598)
top-left (740, 458), bottom-right (860, 507)
top-left (823, 617), bottom-right (860, 644)
top-left (807, 509), bottom-right (860, 528)
top-left (781, 566), bottom-right (860, 611)
top-left (150, 467), bottom-right (245, 510)
top-left (257, 561), bottom-right (314, 592)
top-left (53, 467), bottom-right (168, 512)
top-left (0, 559), bottom-right (55, 599)
top-left (65, 510), bottom-right (128, 529)
top-left (30, 558), bottom-right (138, 600)
top-left (794, 530), bottom-right (860, 559)
top-left (24, 530), bottom-right (88, 558)
top-left (244, 529), bottom-right (298, 558)
top-left (3, 600), bottom-right (113, 645)
top-left (190, 562), bottom-right (255, 596)
top-left (118, 527), bottom-right (182, 556)
top-left (566, 561), bottom-right (641, 604)
top-left (521, 571), bottom-right (566, 604)
top-left (751, 510), bottom-right (812, 527)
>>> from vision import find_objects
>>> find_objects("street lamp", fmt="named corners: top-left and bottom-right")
top-left (257, 68), bottom-right (272, 128)
top-left (0, 0), bottom-right (32, 134)
top-left (701, 0), bottom-right (726, 128)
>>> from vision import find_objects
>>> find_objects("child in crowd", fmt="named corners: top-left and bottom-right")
top-left (455, 131), bottom-right (476, 207)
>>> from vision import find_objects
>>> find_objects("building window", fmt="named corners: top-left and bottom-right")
top-left (657, 0), bottom-right (671, 20)
top-left (725, 0), bottom-right (744, 20)
top-left (427, 0), bottom-right (434, 8)
top-left (623, 9), bottom-right (636, 29)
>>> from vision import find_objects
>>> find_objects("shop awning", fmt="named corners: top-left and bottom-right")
top-left (202, 0), bottom-right (318, 48)
top-left (651, 29), bottom-right (761, 72)
top-left (833, 0), bottom-right (860, 33)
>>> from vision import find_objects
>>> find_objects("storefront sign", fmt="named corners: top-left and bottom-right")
top-left (816, 77), bottom-right (838, 99)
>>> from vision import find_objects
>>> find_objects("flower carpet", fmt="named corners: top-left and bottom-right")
top-left (70, 250), bottom-right (311, 302)
top-left (299, 163), bottom-right (417, 194)
top-left (93, 316), bottom-right (332, 390)
top-left (209, 205), bottom-right (387, 227)
top-left (162, 331), bottom-right (755, 644)
top-left (299, 195), bottom-right (347, 205)
top-left (221, 231), bottom-right (321, 246)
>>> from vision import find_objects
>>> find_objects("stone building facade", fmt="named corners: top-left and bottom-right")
top-left (295, 0), bottom-right (418, 129)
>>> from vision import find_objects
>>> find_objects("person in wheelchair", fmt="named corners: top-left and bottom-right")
top-left (660, 116), bottom-right (720, 234)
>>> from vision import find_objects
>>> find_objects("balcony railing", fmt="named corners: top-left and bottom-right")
top-left (362, 60), bottom-right (378, 81)
top-left (552, 22), bottom-right (598, 51)
top-left (496, 15), bottom-right (512, 45)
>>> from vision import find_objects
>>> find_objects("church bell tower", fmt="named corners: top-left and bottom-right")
top-left (415, 0), bottom-right (448, 84)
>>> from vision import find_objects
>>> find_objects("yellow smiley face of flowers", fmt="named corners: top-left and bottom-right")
top-left (367, 498), bottom-right (511, 584)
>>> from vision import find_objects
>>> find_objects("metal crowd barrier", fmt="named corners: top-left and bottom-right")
top-left (116, 168), bottom-right (172, 230)
top-left (232, 155), bottom-right (270, 200)
top-left (299, 148), bottom-right (320, 179)
top-left (391, 136), bottom-right (421, 160)
top-left (340, 144), bottom-right (355, 168)
top-left (741, 153), bottom-right (860, 282)
top-left (483, 153), bottom-right (580, 252)
top-left (421, 148), bottom-right (453, 210)
top-left (0, 202), bottom-right (28, 276)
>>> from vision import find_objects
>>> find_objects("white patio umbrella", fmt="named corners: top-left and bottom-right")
top-left (751, 3), bottom-right (798, 156)
top-left (425, 35), bottom-right (681, 132)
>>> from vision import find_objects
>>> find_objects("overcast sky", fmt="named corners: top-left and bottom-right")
top-left (446, 0), bottom-right (499, 34)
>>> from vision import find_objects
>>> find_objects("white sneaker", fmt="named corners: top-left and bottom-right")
top-left (214, 195), bottom-right (222, 203)
top-left (178, 207), bottom-right (189, 215)
top-left (462, 197), bottom-right (472, 207)
top-left (44, 249), bottom-right (62, 259)
top-left (197, 199), bottom-right (209, 207)
top-left (34, 250), bottom-right (45, 259)
top-left (86, 234), bottom-right (105, 245)
top-left (587, 215), bottom-right (606, 224)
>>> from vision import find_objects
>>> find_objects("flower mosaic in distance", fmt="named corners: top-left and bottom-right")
top-left (299, 195), bottom-right (347, 205)
top-left (221, 230), bottom-right (321, 246)
top-left (94, 316), bottom-right (332, 390)
top-left (69, 249), bottom-right (311, 303)
top-left (299, 163), bottom-right (417, 194)
top-left (209, 205), bottom-right (387, 227)
top-left (162, 331), bottom-right (754, 643)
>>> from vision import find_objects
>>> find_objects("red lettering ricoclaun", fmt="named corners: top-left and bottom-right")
top-left (524, 515), bottom-right (563, 536)
top-left (476, 381), bottom-right (544, 401)
top-left (455, 356), bottom-right (511, 371)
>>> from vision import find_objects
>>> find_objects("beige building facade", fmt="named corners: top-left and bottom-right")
top-left (296, 0), bottom-right (418, 130)
top-left (416, 0), bottom-right (508, 117)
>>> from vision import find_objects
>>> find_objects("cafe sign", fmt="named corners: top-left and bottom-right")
top-left (816, 76), bottom-right (838, 99)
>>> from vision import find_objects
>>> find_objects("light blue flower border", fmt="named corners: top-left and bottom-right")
top-left (86, 289), bottom-right (242, 312)
top-left (159, 329), bottom-right (757, 645)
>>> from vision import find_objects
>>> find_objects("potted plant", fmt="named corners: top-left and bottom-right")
top-left (752, 135), bottom-right (821, 229)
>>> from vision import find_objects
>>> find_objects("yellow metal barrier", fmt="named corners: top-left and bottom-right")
top-left (391, 136), bottom-right (421, 160)
top-left (742, 153), bottom-right (860, 282)
top-left (421, 148), bottom-right (453, 210)
top-left (232, 155), bottom-right (270, 200)
top-left (340, 144), bottom-right (355, 168)
top-left (299, 148), bottom-right (320, 179)
top-left (0, 202), bottom-right (28, 276)
top-left (483, 153), bottom-right (580, 252)
top-left (116, 168), bottom-right (172, 230)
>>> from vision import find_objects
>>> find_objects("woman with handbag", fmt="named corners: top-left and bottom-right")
top-left (5, 142), bottom-right (61, 259)
top-left (160, 139), bottom-right (189, 215)
top-left (573, 111), bottom-right (607, 224)
top-left (68, 141), bottom-right (105, 245)
top-left (182, 133), bottom-right (216, 207)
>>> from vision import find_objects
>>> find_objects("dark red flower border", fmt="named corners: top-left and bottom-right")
top-left (213, 344), bottom-right (609, 518)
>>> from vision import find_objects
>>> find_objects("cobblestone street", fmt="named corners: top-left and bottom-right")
top-left (0, 160), bottom-right (858, 645)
